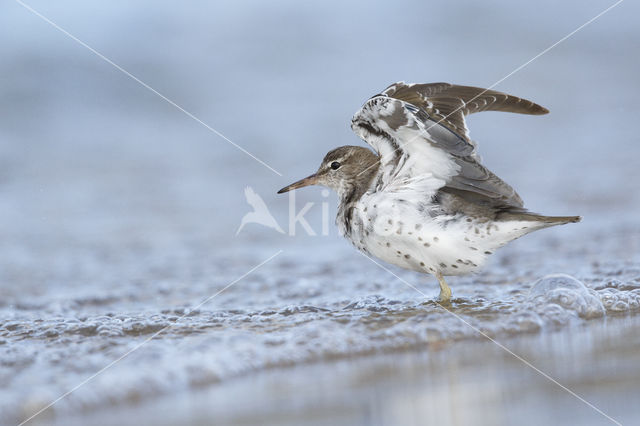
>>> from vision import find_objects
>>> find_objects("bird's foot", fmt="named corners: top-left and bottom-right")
top-left (436, 272), bottom-right (452, 305)
top-left (438, 289), bottom-right (452, 305)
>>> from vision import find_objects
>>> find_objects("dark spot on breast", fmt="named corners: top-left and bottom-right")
top-left (363, 207), bottom-right (367, 212)
top-left (466, 218), bottom-right (472, 222)
top-left (475, 228), bottom-right (480, 234)
top-left (457, 259), bottom-right (464, 264)
top-left (415, 224), bottom-right (422, 230)
top-left (424, 243), bottom-right (430, 247)
top-left (386, 242), bottom-right (391, 247)
top-left (433, 237), bottom-right (439, 242)
top-left (484, 251), bottom-right (492, 255)
top-left (388, 219), bottom-right (393, 225)
top-left (404, 254), bottom-right (410, 259)
top-left (420, 262), bottom-right (425, 267)
top-left (451, 264), bottom-right (458, 268)
top-left (470, 247), bottom-right (478, 251)
top-left (464, 237), bottom-right (470, 241)
top-left (439, 263), bottom-right (447, 268)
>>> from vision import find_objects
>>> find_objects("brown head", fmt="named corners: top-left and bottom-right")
top-left (277, 146), bottom-right (380, 200)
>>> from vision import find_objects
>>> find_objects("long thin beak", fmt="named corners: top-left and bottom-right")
top-left (277, 173), bottom-right (319, 194)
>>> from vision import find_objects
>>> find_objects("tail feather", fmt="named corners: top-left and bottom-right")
top-left (498, 212), bottom-right (581, 225)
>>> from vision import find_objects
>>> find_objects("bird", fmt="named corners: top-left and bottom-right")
top-left (277, 82), bottom-right (580, 302)
top-left (237, 186), bottom-right (285, 235)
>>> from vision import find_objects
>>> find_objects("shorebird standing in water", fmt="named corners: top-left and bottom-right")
top-left (278, 82), bottom-right (580, 302)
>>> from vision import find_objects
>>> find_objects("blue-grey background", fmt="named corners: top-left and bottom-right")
top-left (1, 1), bottom-right (639, 425)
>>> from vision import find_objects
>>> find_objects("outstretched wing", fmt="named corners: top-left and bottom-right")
top-left (381, 82), bottom-right (548, 143)
top-left (351, 82), bottom-right (547, 209)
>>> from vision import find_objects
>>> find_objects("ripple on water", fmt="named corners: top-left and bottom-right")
top-left (4, 272), bottom-right (640, 425)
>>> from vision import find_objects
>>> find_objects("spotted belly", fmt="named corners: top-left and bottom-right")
top-left (343, 198), bottom-right (537, 277)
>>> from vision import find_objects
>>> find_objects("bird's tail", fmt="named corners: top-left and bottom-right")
top-left (498, 211), bottom-right (581, 226)
top-left (542, 215), bottom-right (582, 224)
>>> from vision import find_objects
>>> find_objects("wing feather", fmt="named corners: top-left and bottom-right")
top-left (382, 82), bottom-right (548, 142)
top-left (351, 82), bottom-right (546, 209)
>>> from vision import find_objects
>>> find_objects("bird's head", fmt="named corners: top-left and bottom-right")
top-left (277, 146), bottom-right (380, 199)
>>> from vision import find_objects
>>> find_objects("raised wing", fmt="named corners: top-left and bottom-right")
top-left (350, 82), bottom-right (546, 209)
top-left (381, 82), bottom-right (548, 142)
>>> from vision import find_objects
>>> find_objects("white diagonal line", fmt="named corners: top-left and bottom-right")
top-left (357, 0), bottom-right (625, 178)
top-left (484, 0), bottom-right (624, 91)
top-left (356, 250), bottom-right (622, 426)
top-left (17, 250), bottom-right (283, 426)
top-left (14, 0), bottom-right (283, 177)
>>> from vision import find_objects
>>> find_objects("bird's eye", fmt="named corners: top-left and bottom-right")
top-left (330, 161), bottom-right (341, 170)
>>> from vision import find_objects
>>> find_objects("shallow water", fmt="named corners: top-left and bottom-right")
top-left (1, 1), bottom-right (640, 425)
top-left (2, 232), bottom-right (640, 425)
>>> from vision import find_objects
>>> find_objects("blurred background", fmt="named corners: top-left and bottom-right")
top-left (1, 1), bottom-right (639, 425)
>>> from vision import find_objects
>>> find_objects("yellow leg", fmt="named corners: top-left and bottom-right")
top-left (436, 272), bottom-right (452, 303)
